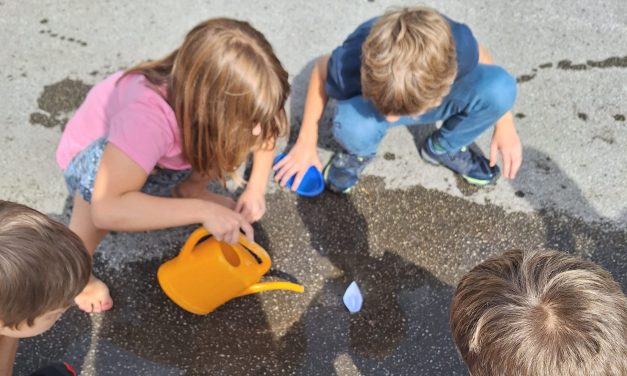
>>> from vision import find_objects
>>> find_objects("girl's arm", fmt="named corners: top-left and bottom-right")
top-left (0, 335), bottom-right (17, 376)
top-left (235, 146), bottom-right (275, 222)
top-left (90, 143), bottom-right (253, 244)
top-left (247, 146), bottom-right (275, 194)
top-left (273, 55), bottom-right (330, 190)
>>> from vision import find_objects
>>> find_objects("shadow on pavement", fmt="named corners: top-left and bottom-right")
top-left (15, 171), bottom-right (307, 376)
top-left (511, 146), bottom-right (627, 286)
top-left (283, 191), bottom-right (464, 375)
top-left (13, 63), bottom-right (627, 376)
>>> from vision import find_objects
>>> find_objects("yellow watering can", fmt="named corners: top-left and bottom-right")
top-left (157, 227), bottom-right (304, 315)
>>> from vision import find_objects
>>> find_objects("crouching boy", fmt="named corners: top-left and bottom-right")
top-left (274, 6), bottom-right (521, 193)
top-left (450, 249), bottom-right (627, 375)
top-left (0, 200), bottom-right (91, 376)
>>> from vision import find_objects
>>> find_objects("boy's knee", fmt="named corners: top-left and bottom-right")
top-left (476, 66), bottom-right (517, 115)
top-left (333, 98), bottom-right (385, 155)
top-left (332, 118), bottom-right (380, 155)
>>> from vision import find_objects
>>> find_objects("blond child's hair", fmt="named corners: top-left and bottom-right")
top-left (0, 201), bottom-right (91, 328)
top-left (361, 6), bottom-right (457, 116)
top-left (125, 18), bottom-right (290, 181)
top-left (450, 249), bottom-right (627, 376)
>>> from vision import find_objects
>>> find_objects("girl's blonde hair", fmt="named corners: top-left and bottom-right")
top-left (125, 18), bottom-right (289, 181)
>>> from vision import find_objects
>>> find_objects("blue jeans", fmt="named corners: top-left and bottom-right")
top-left (332, 64), bottom-right (517, 156)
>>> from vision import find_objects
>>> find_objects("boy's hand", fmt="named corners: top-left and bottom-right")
top-left (273, 140), bottom-right (322, 191)
top-left (490, 114), bottom-right (522, 179)
top-left (201, 202), bottom-right (253, 244)
top-left (235, 186), bottom-right (266, 223)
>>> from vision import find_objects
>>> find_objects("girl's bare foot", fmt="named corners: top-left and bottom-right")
top-left (173, 180), bottom-right (236, 209)
top-left (74, 275), bottom-right (113, 313)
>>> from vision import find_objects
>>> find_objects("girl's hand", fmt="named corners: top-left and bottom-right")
top-left (273, 140), bottom-right (322, 191)
top-left (490, 117), bottom-right (522, 179)
top-left (201, 202), bottom-right (254, 244)
top-left (235, 186), bottom-right (266, 223)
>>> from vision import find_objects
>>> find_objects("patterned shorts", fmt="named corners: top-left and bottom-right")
top-left (64, 138), bottom-right (107, 203)
top-left (64, 137), bottom-right (190, 203)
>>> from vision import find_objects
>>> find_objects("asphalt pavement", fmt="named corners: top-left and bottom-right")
top-left (1, 0), bottom-right (626, 375)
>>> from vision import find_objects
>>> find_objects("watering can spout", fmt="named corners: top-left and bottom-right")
top-left (237, 281), bottom-right (305, 297)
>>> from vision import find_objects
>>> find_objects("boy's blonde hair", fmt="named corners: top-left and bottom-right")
top-left (125, 18), bottom-right (290, 181)
top-left (361, 6), bottom-right (457, 116)
top-left (450, 250), bottom-right (627, 376)
top-left (0, 201), bottom-right (91, 328)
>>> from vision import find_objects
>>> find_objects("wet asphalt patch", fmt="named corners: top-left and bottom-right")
top-left (15, 176), bottom-right (626, 375)
top-left (29, 78), bottom-right (92, 130)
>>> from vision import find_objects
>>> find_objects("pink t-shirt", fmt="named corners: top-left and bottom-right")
top-left (56, 71), bottom-right (191, 174)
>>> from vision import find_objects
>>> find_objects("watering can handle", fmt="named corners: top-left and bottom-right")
top-left (181, 227), bottom-right (271, 271)
top-left (179, 227), bottom-right (211, 259)
top-left (237, 235), bottom-right (272, 272)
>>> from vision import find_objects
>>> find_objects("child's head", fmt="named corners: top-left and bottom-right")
top-left (450, 250), bottom-right (627, 376)
top-left (0, 201), bottom-right (91, 338)
top-left (361, 6), bottom-right (457, 118)
top-left (127, 18), bottom-right (290, 181)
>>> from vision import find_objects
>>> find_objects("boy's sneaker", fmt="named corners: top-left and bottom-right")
top-left (323, 152), bottom-right (374, 193)
top-left (420, 135), bottom-right (500, 185)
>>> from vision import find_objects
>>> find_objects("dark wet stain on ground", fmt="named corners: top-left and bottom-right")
top-left (14, 176), bottom-right (627, 375)
top-left (29, 78), bottom-right (92, 130)
top-left (535, 158), bottom-right (552, 173)
top-left (383, 152), bottom-right (396, 161)
top-left (586, 55), bottom-right (627, 68)
top-left (454, 174), bottom-right (481, 196)
top-left (577, 112), bottom-right (588, 121)
top-left (592, 134), bottom-right (615, 145)
top-left (557, 59), bottom-right (588, 70)
top-left (515, 190), bottom-right (525, 198)
top-left (516, 73), bottom-right (536, 83)
top-left (614, 114), bottom-right (625, 122)
top-left (40, 28), bottom-right (88, 46)
top-left (517, 55), bottom-right (627, 85)
top-left (515, 112), bottom-right (526, 119)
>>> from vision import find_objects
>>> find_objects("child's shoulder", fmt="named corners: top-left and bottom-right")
top-left (89, 71), bottom-right (161, 99)
top-left (84, 71), bottom-right (170, 119)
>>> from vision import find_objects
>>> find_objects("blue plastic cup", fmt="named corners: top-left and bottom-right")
top-left (273, 153), bottom-right (325, 197)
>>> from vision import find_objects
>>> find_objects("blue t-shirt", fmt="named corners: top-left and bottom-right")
top-left (325, 16), bottom-right (479, 100)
